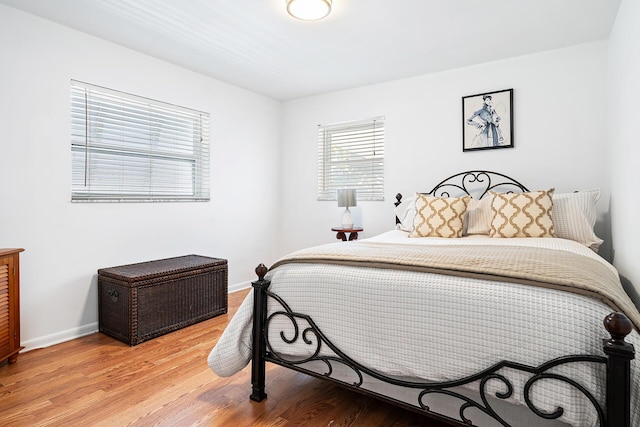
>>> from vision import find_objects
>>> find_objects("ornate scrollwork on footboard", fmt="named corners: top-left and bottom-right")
top-left (416, 356), bottom-right (607, 426)
top-left (264, 290), bottom-right (365, 387)
top-left (262, 287), bottom-right (613, 426)
top-left (250, 265), bottom-right (634, 427)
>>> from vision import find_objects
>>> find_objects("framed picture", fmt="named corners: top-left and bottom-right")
top-left (462, 88), bottom-right (513, 152)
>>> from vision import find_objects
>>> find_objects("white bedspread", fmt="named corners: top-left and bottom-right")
top-left (208, 231), bottom-right (639, 427)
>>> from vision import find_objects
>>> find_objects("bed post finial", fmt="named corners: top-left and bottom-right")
top-left (602, 312), bottom-right (634, 427)
top-left (603, 312), bottom-right (633, 343)
top-left (250, 263), bottom-right (271, 402)
top-left (255, 263), bottom-right (268, 281)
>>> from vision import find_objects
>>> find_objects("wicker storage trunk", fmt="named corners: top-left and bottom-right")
top-left (98, 255), bottom-right (227, 346)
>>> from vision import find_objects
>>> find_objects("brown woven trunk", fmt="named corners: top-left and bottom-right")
top-left (98, 255), bottom-right (227, 345)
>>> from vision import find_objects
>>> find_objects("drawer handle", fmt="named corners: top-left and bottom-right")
top-left (108, 290), bottom-right (119, 302)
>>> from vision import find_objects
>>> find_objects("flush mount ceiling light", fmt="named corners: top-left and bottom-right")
top-left (286, 0), bottom-right (332, 21)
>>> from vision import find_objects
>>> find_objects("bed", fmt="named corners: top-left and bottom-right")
top-left (208, 170), bottom-right (638, 427)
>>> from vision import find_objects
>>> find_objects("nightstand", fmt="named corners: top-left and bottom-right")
top-left (331, 227), bottom-right (363, 241)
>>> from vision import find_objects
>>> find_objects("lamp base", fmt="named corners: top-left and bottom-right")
top-left (341, 208), bottom-right (353, 229)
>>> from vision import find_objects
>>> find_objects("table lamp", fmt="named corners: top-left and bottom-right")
top-left (337, 189), bottom-right (357, 228)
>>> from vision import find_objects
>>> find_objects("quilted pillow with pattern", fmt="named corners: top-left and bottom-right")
top-left (410, 193), bottom-right (471, 238)
top-left (489, 189), bottom-right (555, 238)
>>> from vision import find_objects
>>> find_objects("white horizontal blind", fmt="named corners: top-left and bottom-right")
top-left (317, 116), bottom-right (385, 201)
top-left (70, 80), bottom-right (210, 202)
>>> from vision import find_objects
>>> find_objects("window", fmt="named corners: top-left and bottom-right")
top-left (70, 80), bottom-right (210, 202)
top-left (317, 116), bottom-right (385, 201)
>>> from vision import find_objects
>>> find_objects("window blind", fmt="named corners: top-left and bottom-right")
top-left (70, 80), bottom-right (210, 202)
top-left (317, 116), bottom-right (385, 201)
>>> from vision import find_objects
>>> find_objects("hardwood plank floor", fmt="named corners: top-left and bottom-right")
top-left (0, 289), bottom-right (451, 427)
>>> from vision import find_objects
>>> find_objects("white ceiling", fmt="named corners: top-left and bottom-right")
top-left (0, 0), bottom-right (622, 101)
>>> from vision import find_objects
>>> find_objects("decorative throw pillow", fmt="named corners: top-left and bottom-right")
top-left (489, 189), bottom-right (555, 238)
top-left (410, 193), bottom-right (471, 238)
top-left (464, 196), bottom-right (492, 235)
top-left (552, 189), bottom-right (603, 252)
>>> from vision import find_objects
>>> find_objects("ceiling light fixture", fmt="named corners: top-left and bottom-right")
top-left (286, 0), bottom-right (332, 21)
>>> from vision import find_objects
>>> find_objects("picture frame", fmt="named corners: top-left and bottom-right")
top-left (462, 88), bottom-right (513, 152)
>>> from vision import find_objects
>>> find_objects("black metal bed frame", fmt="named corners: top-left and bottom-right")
top-left (249, 171), bottom-right (636, 427)
top-left (395, 170), bottom-right (530, 225)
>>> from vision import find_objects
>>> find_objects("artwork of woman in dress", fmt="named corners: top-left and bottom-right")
top-left (462, 89), bottom-right (513, 151)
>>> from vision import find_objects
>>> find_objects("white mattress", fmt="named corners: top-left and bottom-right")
top-left (208, 231), bottom-right (639, 427)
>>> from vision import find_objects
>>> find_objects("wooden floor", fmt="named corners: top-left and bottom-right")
top-left (0, 289), bottom-right (452, 427)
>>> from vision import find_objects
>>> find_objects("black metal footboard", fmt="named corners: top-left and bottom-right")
top-left (249, 264), bottom-right (635, 427)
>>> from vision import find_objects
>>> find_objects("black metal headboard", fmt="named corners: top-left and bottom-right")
top-left (394, 170), bottom-right (529, 224)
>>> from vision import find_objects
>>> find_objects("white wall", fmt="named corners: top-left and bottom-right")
top-left (0, 3), bottom-right (627, 351)
top-left (280, 42), bottom-right (611, 258)
top-left (608, 0), bottom-right (640, 303)
top-left (0, 5), bottom-right (282, 350)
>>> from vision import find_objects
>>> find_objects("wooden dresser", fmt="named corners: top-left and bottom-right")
top-left (0, 248), bottom-right (24, 365)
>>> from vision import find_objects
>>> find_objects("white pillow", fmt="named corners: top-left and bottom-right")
top-left (552, 189), bottom-right (603, 252)
top-left (394, 195), bottom-right (416, 232)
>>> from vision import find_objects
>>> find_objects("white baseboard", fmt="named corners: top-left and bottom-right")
top-left (21, 281), bottom-right (252, 352)
top-left (228, 280), bottom-right (251, 293)
top-left (22, 322), bottom-right (99, 353)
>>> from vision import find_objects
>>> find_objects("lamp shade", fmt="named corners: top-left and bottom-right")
top-left (286, 0), bottom-right (332, 21)
top-left (337, 189), bottom-right (357, 208)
